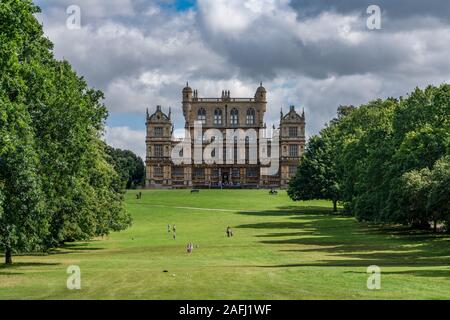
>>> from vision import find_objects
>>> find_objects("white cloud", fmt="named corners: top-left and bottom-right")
top-left (35, 0), bottom-right (450, 145)
top-left (104, 126), bottom-right (146, 159)
top-left (43, 0), bottom-right (135, 18)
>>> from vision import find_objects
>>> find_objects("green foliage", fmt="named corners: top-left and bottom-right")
top-left (289, 85), bottom-right (450, 230)
top-left (105, 145), bottom-right (145, 189)
top-left (0, 0), bottom-right (48, 263)
top-left (427, 156), bottom-right (450, 227)
top-left (395, 168), bottom-right (432, 227)
top-left (0, 99), bottom-right (48, 263)
top-left (0, 0), bottom-right (131, 263)
top-left (288, 132), bottom-right (340, 211)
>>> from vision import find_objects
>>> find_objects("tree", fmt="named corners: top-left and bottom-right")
top-left (396, 169), bottom-right (432, 229)
top-left (0, 101), bottom-right (49, 264)
top-left (288, 130), bottom-right (340, 212)
top-left (384, 86), bottom-right (450, 225)
top-left (290, 84), bottom-right (449, 229)
top-left (1, 0), bottom-right (132, 262)
top-left (427, 156), bottom-right (450, 231)
top-left (105, 146), bottom-right (145, 189)
top-left (0, 0), bottom-right (50, 264)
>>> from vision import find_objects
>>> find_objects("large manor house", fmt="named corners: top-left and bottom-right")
top-left (145, 84), bottom-right (306, 188)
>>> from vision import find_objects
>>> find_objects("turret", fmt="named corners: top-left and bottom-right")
top-left (182, 82), bottom-right (193, 117)
top-left (255, 82), bottom-right (267, 102)
top-left (182, 82), bottom-right (193, 102)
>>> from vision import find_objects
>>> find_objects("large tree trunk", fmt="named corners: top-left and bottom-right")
top-left (333, 200), bottom-right (338, 213)
top-left (5, 247), bottom-right (12, 265)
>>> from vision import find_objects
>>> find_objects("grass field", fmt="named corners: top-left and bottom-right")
top-left (1, 190), bottom-right (450, 300)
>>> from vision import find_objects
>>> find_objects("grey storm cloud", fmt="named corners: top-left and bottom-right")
top-left (195, 1), bottom-right (450, 81)
top-left (33, 0), bottom-right (450, 156)
top-left (290, 0), bottom-right (450, 21)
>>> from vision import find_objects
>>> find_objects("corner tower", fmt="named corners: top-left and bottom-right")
top-left (145, 106), bottom-right (173, 188)
top-left (279, 106), bottom-right (306, 187)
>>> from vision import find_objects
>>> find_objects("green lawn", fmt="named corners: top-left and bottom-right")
top-left (1, 190), bottom-right (450, 300)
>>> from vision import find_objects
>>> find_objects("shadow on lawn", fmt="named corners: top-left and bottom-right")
top-left (0, 261), bottom-right (60, 270)
top-left (0, 262), bottom-right (61, 276)
top-left (0, 243), bottom-right (104, 267)
top-left (238, 206), bottom-right (336, 217)
top-left (49, 242), bottom-right (104, 255)
top-left (235, 206), bottom-right (450, 279)
top-left (0, 272), bottom-right (23, 276)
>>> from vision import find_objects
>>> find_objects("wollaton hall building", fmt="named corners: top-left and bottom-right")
top-left (145, 84), bottom-right (306, 188)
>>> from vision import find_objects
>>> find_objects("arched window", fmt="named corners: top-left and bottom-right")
top-left (214, 109), bottom-right (222, 125)
top-left (246, 108), bottom-right (256, 125)
top-left (197, 108), bottom-right (206, 124)
top-left (230, 108), bottom-right (239, 125)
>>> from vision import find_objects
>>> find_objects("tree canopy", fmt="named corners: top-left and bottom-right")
top-left (288, 85), bottom-right (450, 230)
top-left (105, 146), bottom-right (145, 189)
top-left (0, 0), bottom-right (131, 264)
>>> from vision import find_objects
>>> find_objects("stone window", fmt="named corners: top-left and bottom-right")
top-left (246, 167), bottom-right (258, 178)
top-left (289, 127), bottom-right (298, 137)
top-left (214, 109), bottom-right (223, 125)
top-left (230, 108), bottom-right (239, 125)
top-left (194, 168), bottom-right (204, 177)
top-left (154, 145), bottom-right (164, 157)
top-left (154, 127), bottom-right (163, 137)
top-left (246, 108), bottom-right (256, 125)
top-left (197, 108), bottom-right (206, 125)
top-left (172, 167), bottom-right (184, 176)
top-left (153, 166), bottom-right (163, 177)
top-left (232, 168), bottom-right (240, 178)
top-left (289, 145), bottom-right (298, 157)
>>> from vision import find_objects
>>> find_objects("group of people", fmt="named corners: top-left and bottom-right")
top-left (216, 181), bottom-right (242, 189)
top-left (136, 192), bottom-right (142, 199)
top-left (167, 224), bottom-right (176, 239)
top-left (167, 224), bottom-right (235, 254)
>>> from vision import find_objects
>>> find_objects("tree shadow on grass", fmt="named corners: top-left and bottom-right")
top-left (48, 242), bottom-right (104, 255)
top-left (0, 243), bottom-right (104, 267)
top-left (235, 205), bottom-right (450, 279)
top-left (344, 269), bottom-right (450, 279)
top-left (0, 272), bottom-right (24, 276)
top-left (238, 206), bottom-right (337, 217)
top-left (0, 262), bottom-right (60, 269)
top-left (0, 262), bottom-right (61, 276)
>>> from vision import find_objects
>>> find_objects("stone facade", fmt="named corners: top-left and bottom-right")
top-left (145, 84), bottom-right (305, 189)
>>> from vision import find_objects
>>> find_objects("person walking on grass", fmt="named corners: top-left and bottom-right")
top-left (227, 226), bottom-right (235, 238)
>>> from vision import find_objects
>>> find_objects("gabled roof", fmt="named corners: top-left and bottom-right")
top-left (281, 106), bottom-right (305, 123)
top-left (147, 105), bottom-right (171, 123)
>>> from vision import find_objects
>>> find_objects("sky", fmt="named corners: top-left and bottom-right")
top-left (34, 0), bottom-right (450, 159)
